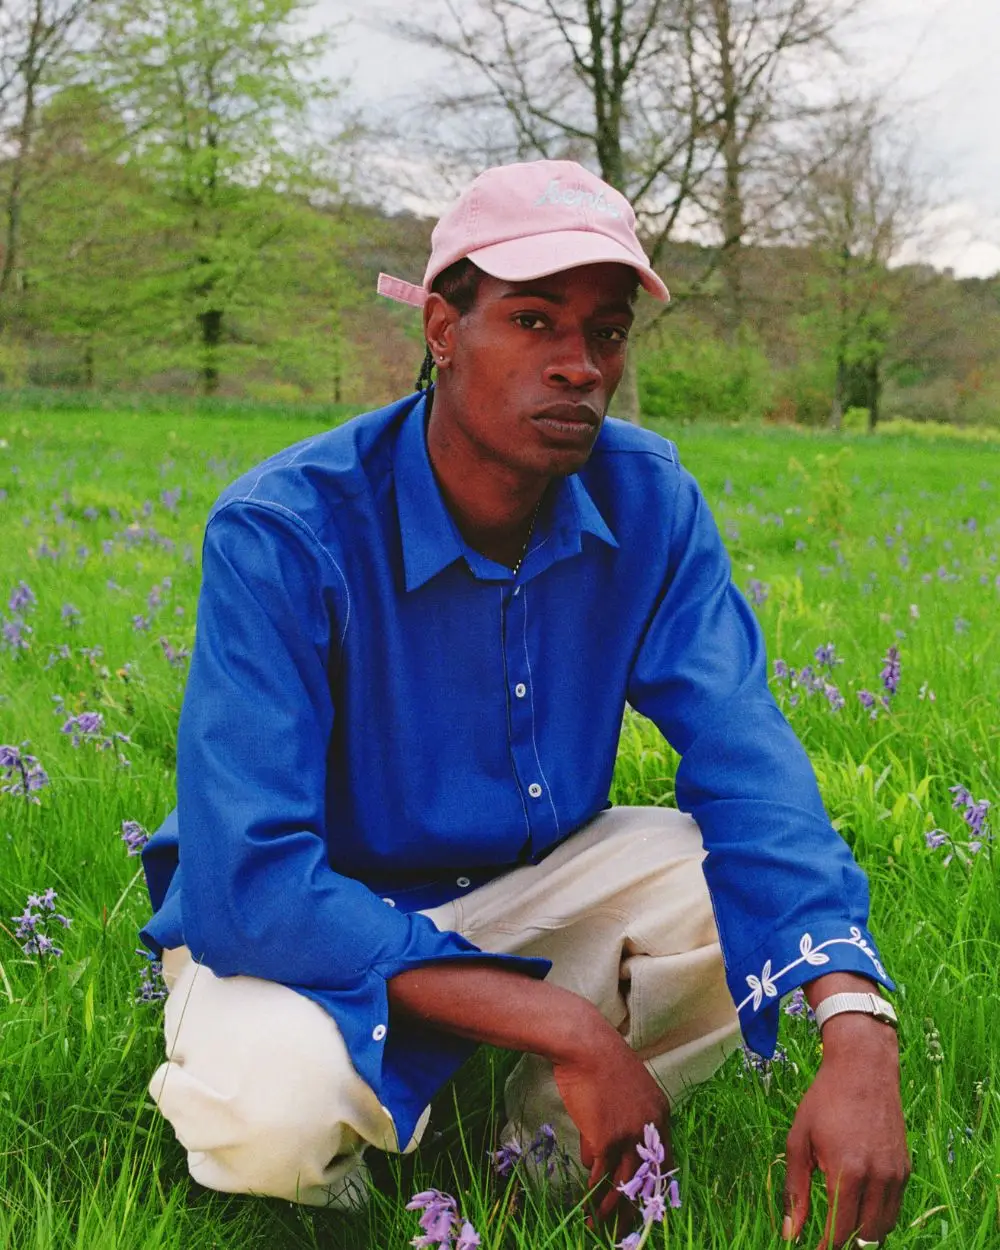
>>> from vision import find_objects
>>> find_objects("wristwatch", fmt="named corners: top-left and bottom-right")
top-left (813, 991), bottom-right (898, 1032)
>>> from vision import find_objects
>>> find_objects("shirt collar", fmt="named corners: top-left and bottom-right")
top-left (394, 395), bottom-right (619, 593)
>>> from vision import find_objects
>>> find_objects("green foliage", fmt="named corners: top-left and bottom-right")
top-left (1, 410), bottom-right (999, 1247)
top-left (637, 324), bottom-right (774, 423)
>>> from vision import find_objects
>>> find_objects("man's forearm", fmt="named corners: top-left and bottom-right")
top-left (387, 962), bottom-right (617, 1066)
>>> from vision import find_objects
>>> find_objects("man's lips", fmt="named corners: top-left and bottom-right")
top-left (531, 403), bottom-right (602, 431)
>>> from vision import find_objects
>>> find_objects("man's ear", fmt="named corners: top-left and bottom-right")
top-left (423, 293), bottom-right (459, 366)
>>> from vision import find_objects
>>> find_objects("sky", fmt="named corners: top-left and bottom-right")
top-left (318, 0), bottom-right (1000, 278)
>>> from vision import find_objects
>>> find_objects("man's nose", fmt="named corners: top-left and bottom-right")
top-left (543, 334), bottom-right (602, 390)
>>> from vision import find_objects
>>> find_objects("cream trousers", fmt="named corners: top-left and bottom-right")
top-left (149, 806), bottom-right (740, 1207)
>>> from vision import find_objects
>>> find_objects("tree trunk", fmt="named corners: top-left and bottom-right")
top-left (867, 359), bottom-right (881, 432)
top-left (0, 0), bottom-right (43, 318)
top-left (617, 349), bottom-right (641, 424)
top-left (829, 356), bottom-right (846, 430)
top-left (199, 307), bottom-right (223, 395)
top-left (83, 341), bottom-right (95, 388)
top-left (711, 0), bottom-right (744, 337)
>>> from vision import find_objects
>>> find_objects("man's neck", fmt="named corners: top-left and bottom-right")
top-left (425, 397), bottom-right (549, 568)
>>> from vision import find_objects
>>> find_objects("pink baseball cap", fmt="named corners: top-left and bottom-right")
top-left (377, 160), bottom-right (669, 307)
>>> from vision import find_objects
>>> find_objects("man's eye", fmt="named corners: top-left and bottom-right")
top-left (513, 313), bottom-right (548, 330)
top-left (595, 326), bottom-right (630, 342)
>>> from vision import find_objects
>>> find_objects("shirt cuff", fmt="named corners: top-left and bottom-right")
top-left (731, 920), bottom-right (895, 1058)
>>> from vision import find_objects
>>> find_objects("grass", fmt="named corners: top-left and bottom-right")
top-left (0, 407), bottom-right (997, 1249)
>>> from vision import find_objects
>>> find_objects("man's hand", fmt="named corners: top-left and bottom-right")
top-left (784, 982), bottom-right (910, 1248)
top-left (552, 1027), bottom-right (672, 1225)
top-left (388, 963), bottom-right (670, 1224)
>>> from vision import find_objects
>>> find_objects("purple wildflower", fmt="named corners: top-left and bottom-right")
top-left (616, 1122), bottom-right (680, 1242)
top-left (954, 617), bottom-right (970, 635)
top-left (132, 614), bottom-right (150, 632)
top-left (161, 488), bottom-right (182, 512)
top-left (0, 743), bottom-right (50, 802)
top-left (406, 1189), bottom-right (480, 1250)
top-left (490, 1139), bottom-right (523, 1178)
top-left (773, 659), bottom-right (789, 679)
top-left (121, 820), bottom-right (149, 856)
top-left (8, 581), bottom-right (36, 612)
top-left (880, 646), bottom-right (901, 697)
top-left (950, 786), bottom-right (991, 840)
top-left (824, 683), bottom-right (846, 711)
top-left (2, 616), bottom-right (31, 651)
top-left (796, 665), bottom-right (824, 695)
top-left (814, 643), bottom-right (841, 669)
top-left (783, 987), bottom-right (816, 1024)
top-left (13, 889), bottom-right (70, 958)
top-left (61, 711), bottom-right (104, 747)
top-left (738, 1043), bottom-right (793, 1087)
top-left (158, 636), bottom-right (190, 668)
top-left (746, 579), bottom-right (769, 607)
top-left (857, 690), bottom-right (875, 709)
top-left (136, 950), bottom-right (167, 1003)
top-left (617, 1235), bottom-right (643, 1250)
top-left (61, 603), bottom-right (81, 626)
top-left (925, 830), bottom-right (948, 850)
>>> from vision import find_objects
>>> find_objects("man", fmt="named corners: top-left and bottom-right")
top-left (140, 160), bottom-right (909, 1246)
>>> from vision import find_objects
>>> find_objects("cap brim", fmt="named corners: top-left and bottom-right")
top-left (468, 230), bottom-right (669, 302)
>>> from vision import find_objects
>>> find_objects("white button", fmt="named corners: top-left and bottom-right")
top-left (372, 1024), bottom-right (387, 1041)
top-left (528, 783), bottom-right (543, 798)
top-left (382, 897), bottom-right (396, 907)
top-left (514, 683), bottom-right (527, 698)
top-left (456, 876), bottom-right (471, 888)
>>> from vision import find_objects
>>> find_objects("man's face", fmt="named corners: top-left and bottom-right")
top-left (426, 262), bottom-right (637, 479)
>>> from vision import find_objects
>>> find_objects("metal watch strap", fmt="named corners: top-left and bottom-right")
top-left (812, 991), bottom-right (898, 1032)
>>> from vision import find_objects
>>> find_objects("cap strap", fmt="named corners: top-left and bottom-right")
top-left (377, 273), bottom-right (428, 308)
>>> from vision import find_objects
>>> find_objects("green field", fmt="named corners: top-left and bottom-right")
top-left (0, 408), bottom-right (997, 1249)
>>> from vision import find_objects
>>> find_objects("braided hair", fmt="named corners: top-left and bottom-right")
top-left (414, 259), bottom-right (486, 391)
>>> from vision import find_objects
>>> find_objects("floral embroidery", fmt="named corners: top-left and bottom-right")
top-left (738, 929), bottom-right (887, 1015)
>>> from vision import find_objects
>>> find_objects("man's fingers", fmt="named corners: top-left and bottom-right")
top-left (856, 1170), bottom-right (907, 1246)
top-left (821, 1169), bottom-right (865, 1250)
top-left (593, 1150), bottom-right (636, 1225)
top-left (783, 1130), bottom-right (814, 1240)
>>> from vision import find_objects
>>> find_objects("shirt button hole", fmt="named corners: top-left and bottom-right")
top-left (456, 876), bottom-right (471, 889)
top-left (372, 1024), bottom-right (387, 1041)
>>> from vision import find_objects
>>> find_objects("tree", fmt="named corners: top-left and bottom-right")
top-left (390, 0), bottom-right (871, 418)
top-left (0, 0), bottom-right (95, 326)
top-left (93, 0), bottom-right (341, 394)
top-left (686, 0), bottom-right (860, 334)
top-left (389, 0), bottom-right (722, 421)
top-left (786, 102), bottom-right (922, 431)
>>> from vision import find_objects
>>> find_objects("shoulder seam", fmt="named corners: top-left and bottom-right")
top-left (209, 496), bottom-right (351, 652)
top-left (592, 444), bottom-right (679, 467)
top-left (243, 437), bottom-right (317, 502)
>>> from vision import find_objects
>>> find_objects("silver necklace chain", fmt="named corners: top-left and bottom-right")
top-left (510, 499), bottom-right (543, 578)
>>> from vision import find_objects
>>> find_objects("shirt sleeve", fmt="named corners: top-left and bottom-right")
top-left (625, 466), bottom-right (894, 1057)
top-left (173, 500), bottom-right (550, 1144)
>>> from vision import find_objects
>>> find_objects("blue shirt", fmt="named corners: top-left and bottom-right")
top-left (141, 392), bottom-right (894, 1149)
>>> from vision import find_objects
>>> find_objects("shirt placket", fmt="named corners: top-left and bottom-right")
top-left (501, 581), bottom-right (559, 856)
